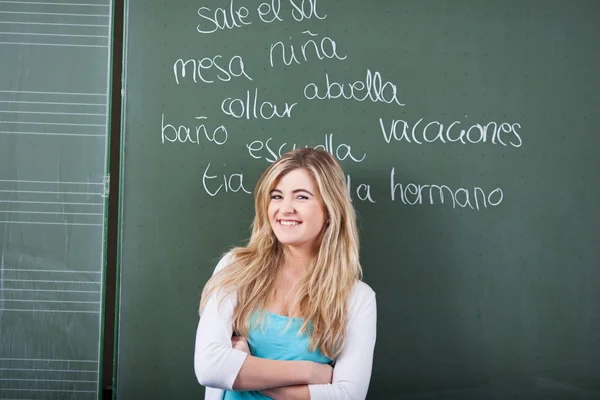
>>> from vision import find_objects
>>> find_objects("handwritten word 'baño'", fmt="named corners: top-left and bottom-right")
top-left (202, 163), bottom-right (251, 196)
top-left (161, 114), bottom-right (228, 145)
top-left (390, 168), bottom-right (503, 210)
top-left (173, 55), bottom-right (252, 85)
top-left (247, 134), bottom-right (366, 164)
top-left (221, 88), bottom-right (297, 120)
top-left (379, 116), bottom-right (522, 148)
top-left (304, 70), bottom-right (405, 106)
top-left (270, 30), bottom-right (346, 67)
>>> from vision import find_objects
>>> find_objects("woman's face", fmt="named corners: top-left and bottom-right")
top-left (267, 168), bottom-right (327, 253)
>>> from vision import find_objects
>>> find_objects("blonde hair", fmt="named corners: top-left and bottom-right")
top-left (199, 148), bottom-right (362, 359)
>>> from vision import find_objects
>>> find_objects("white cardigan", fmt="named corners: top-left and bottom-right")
top-left (194, 253), bottom-right (377, 400)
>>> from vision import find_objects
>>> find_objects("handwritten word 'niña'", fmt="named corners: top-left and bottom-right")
top-left (202, 163), bottom-right (251, 196)
top-left (221, 88), bottom-right (297, 120)
top-left (161, 114), bottom-right (228, 146)
top-left (391, 168), bottom-right (503, 210)
top-left (173, 55), bottom-right (252, 85)
top-left (380, 117), bottom-right (522, 148)
top-left (270, 31), bottom-right (346, 67)
top-left (247, 134), bottom-right (366, 164)
top-left (197, 0), bottom-right (326, 34)
top-left (305, 70), bottom-right (405, 106)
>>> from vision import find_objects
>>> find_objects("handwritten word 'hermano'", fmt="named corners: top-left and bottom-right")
top-left (390, 168), bottom-right (503, 210)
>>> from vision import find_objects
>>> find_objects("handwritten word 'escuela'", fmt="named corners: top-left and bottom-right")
top-left (247, 134), bottom-right (366, 164)
top-left (196, 0), bottom-right (326, 34)
top-left (380, 116), bottom-right (522, 147)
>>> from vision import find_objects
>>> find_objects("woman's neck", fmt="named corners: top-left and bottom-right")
top-left (284, 246), bottom-right (314, 272)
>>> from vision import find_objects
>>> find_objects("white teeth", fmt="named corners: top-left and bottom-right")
top-left (279, 220), bottom-right (300, 226)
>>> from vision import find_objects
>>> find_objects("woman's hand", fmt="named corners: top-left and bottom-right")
top-left (231, 335), bottom-right (250, 355)
top-left (308, 361), bottom-right (333, 384)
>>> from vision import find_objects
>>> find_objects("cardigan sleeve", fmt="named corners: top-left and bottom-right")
top-left (308, 282), bottom-right (377, 400)
top-left (194, 252), bottom-right (248, 390)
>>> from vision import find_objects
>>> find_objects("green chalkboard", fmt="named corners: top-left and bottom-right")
top-left (0, 1), bottom-right (114, 400)
top-left (116, 0), bottom-right (600, 398)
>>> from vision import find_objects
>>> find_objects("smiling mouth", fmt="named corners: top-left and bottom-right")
top-left (278, 219), bottom-right (302, 226)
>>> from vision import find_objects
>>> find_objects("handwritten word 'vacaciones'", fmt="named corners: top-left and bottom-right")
top-left (173, 55), bottom-right (252, 85)
top-left (161, 114), bottom-right (228, 145)
top-left (247, 134), bottom-right (366, 164)
top-left (304, 70), bottom-right (405, 106)
top-left (196, 0), bottom-right (326, 34)
top-left (269, 30), bottom-right (347, 67)
top-left (379, 116), bottom-right (522, 147)
top-left (390, 168), bottom-right (503, 210)
top-left (221, 88), bottom-right (297, 120)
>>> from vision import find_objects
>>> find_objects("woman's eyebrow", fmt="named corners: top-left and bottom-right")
top-left (269, 188), bottom-right (314, 196)
top-left (292, 188), bottom-right (314, 196)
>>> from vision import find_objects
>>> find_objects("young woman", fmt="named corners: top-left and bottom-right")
top-left (194, 148), bottom-right (377, 400)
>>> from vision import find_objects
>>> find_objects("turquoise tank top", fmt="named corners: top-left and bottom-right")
top-left (223, 311), bottom-right (332, 400)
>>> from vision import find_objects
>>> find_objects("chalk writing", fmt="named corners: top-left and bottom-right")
top-left (173, 55), bottom-right (252, 85)
top-left (269, 30), bottom-right (347, 67)
top-left (379, 117), bottom-right (522, 147)
top-left (246, 134), bottom-right (366, 164)
top-left (347, 175), bottom-right (376, 203)
top-left (161, 114), bottom-right (228, 146)
top-left (390, 168), bottom-right (503, 210)
top-left (289, 0), bottom-right (327, 21)
top-left (221, 88), bottom-right (297, 120)
top-left (202, 163), bottom-right (251, 196)
top-left (157, 1), bottom-right (523, 210)
top-left (196, 0), bottom-right (252, 34)
top-left (304, 70), bottom-right (405, 106)
top-left (257, 0), bottom-right (283, 23)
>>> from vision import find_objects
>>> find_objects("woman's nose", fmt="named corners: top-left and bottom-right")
top-left (281, 198), bottom-right (295, 214)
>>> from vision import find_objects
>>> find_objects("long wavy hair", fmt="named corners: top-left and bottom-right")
top-left (199, 148), bottom-right (362, 359)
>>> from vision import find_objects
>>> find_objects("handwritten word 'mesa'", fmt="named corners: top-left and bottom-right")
top-left (196, 0), bottom-right (326, 34)
top-left (173, 55), bottom-right (251, 85)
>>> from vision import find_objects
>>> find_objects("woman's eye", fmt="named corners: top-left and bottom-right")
top-left (271, 195), bottom-right (282, 200)
top-left (297, 195), bottom-right (308, 200)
